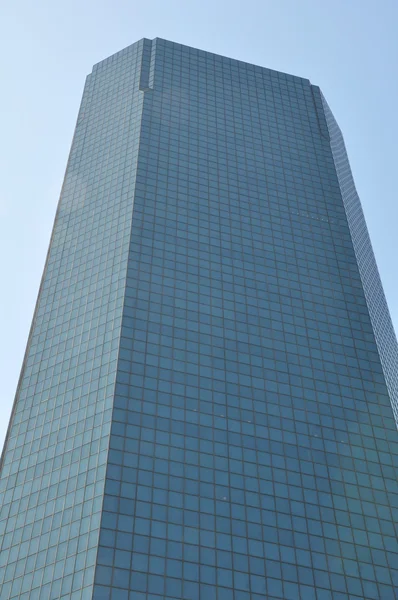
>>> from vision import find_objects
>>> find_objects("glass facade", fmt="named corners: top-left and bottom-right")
top-left (1, 38), bottom-right (398, 600)
top-left (320, 91), bottom-right (398, 423)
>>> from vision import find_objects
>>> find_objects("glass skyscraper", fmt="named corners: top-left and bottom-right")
top-left (1, 37), bottom-right (398, 600)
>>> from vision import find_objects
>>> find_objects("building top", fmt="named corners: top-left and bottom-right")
top-left (91, 37), bottom-right (311, 86)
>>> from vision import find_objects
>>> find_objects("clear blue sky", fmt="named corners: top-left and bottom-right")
top-left (1, 0), bottom-right (397, 447)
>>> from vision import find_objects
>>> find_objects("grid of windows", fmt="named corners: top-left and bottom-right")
top-left (92, 39), bottom-right (398, 600)
top-left (0, 39), bottom-right (150, 600)
top-left (320, 91), bottom-right (398, 423)
top-left (1, 38), bottom-right (398, 600)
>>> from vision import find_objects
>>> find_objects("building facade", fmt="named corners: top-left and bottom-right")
top-left (1, 38), bottom-right (398, 600)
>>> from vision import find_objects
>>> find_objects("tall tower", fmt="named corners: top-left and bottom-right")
top-left (1, 38), bottom-right (398, 600)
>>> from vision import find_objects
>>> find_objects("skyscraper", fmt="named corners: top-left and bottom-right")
top-left (1, 36), bottom-right (398, 599)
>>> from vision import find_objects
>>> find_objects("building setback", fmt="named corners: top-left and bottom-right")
top-left (1, 38), bottom-right (398, 600)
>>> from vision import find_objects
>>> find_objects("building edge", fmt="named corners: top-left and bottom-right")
top-left (318, 88), bottom-right (398, 423)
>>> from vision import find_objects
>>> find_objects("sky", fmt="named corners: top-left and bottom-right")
top-left (1, 0), bottom-right (397, 448)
